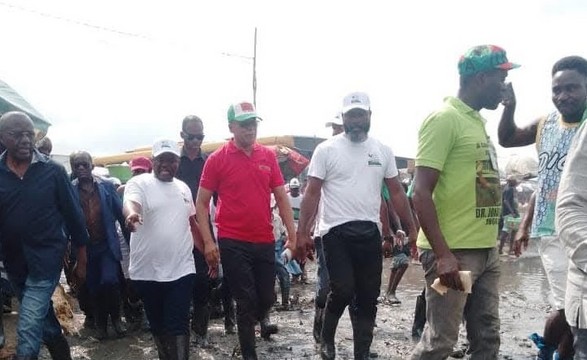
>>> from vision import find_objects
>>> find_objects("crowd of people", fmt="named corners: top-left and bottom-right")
top-left (0, 43), bottom-right (586, 360)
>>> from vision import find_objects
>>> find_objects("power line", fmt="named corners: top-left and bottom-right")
top-left (0, 1), bottom-right (151, 40)
top-left (0, 0), bottom-right (255, 62)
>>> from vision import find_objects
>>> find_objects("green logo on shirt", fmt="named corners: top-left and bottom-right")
top-left (367, 153), bottom-right (382, 166)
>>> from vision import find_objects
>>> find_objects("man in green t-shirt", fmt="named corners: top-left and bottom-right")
top-left (410, 45), bottom-right (519, 359)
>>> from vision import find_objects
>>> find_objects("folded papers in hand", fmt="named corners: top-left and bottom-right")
top-left (431, 271), bottom-right (472, 295)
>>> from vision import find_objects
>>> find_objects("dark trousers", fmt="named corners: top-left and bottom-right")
top-left (322, 221), bottom-right (382, 320)
top-left (133, 274), bottom-right (195, 336)
top-left (219, 239), bottom-right (275, 337)
top-left (193, 249), bottom-right (211, 309)
top-left (86, 242), bottom-right (120, 294)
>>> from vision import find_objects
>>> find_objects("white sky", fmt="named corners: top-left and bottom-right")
top-left (0, 0), bottom-right (586, 165)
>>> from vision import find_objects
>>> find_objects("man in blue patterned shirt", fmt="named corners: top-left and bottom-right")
top-left (499, 56), bottom-right (587, 360)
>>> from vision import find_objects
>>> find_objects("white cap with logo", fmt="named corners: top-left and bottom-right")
top-left (152, 139), bottom-right (181, 158)
top-left (342, 92), bottom-right (370, 114)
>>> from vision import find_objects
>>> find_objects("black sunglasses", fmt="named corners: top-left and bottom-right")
top-left (182, 133), bottom-right (205, 141)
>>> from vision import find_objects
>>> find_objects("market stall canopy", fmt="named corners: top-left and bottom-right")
top-left (93, 135), bottom-right (324, 167)
top-left (267, 145), bottom-right (309, 179)
top-left (0, 79), bottom-right (51, 137)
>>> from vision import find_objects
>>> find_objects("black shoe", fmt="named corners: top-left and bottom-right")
top-left (45, 334), bottom-right (72, 360)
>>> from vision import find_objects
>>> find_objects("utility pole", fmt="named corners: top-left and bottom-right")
top-left (253, 27), bottom-right (258, 107)
top-left (221, 28), bottom-right (258, 106)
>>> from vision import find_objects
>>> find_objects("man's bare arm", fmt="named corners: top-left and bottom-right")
top-left (498, 83), bottom-right (540, 147)
top-left (413, 166), bottom-right (463, 291)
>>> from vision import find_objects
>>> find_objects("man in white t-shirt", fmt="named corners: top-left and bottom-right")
top-left (124, 139), bottom-right (198, 360)
top-left (288, 177), bottom-right (303, 223)
top-left (297, 92), bottom-right (417, 360)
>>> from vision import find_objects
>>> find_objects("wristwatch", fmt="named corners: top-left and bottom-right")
top-left (383, 235), bottom-right (393, 242)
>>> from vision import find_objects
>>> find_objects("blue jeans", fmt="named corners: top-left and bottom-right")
top-left (9, 272), bottom-right (62, 357)
top-left (572, 327), bottom-right (587, 360)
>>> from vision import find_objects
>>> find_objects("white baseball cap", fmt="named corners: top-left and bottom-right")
top-left (342, 92), bottom-right (370, 114)
top-left (152, 139), bottom-right (181, 158)
top-left (325, 113), bottom-right (343, 127)
top-left (289, 177), bottom-right (300, 188)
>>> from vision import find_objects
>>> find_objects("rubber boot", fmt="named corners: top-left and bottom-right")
top-left (320, 310), bottom-right (339, 360)
top-left (109, 287), bottom-right (126, 338)
top-left (313, 306), bottom-right (324, 343)
top-left (94, 292), bottom-right (108, 340)
top-left (191, 305), bottom-right (210, 348)
top-left (153, 335), bottom-right (169, 360)
top-left (173, 335), bottom-right (190, 360)
top-left (0, 292), bottom-right (5, 349)
top-left (45, 334), bottom-right (72, 360)
top-left (352, 316), bottom-right (375, 360)
top-left (164, 335), bottom-right (178, 360)
top-left (224, 299), bottom-right (236, 335)
top-left (238, 325), bottom-right (257, 360)
top-left (412, 290), bottom-right (426, 339)
top-left (280, 287), bottom-right (291, 311)
top-left (259, 314), bottom-right (278, 340)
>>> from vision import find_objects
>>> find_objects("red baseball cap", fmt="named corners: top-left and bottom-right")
top-left (130, 156), bottom-right (152, 172)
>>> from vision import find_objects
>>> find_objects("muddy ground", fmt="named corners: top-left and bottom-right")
top-left (0, 248), bottom-right (550, 360)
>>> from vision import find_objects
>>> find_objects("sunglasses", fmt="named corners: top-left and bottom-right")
top-left (182, 133), bottom-right (205, 141)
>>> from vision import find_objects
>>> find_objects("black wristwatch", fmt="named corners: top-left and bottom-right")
top-left (383, 235), bottom-right (393, 242)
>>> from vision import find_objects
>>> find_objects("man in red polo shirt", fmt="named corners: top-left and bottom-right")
top-left (195, 101), bottom-right (297, 360)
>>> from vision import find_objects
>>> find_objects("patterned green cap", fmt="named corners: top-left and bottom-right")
top-left (458, 45), bottom-right (520, 76)
top-left (227, 102), bottom-right (263, 122)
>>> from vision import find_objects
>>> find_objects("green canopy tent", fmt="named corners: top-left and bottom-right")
top-left (0, 79), bottom-right (51, 137)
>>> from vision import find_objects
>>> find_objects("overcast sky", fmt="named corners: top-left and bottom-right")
top-left (0, 0), bottom-right (585, 166)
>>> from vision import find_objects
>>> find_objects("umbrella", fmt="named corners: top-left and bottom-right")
top-left (0, 79), bottom-right (51, 137)
top-left (268, 145), bottom-right (310, 179)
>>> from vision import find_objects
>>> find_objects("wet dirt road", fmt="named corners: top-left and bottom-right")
top-left (0, 246), bottom-right (550, 359)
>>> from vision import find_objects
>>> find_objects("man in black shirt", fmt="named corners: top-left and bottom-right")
top-left (0, 112), bottom-right (89, 359)
top-left (176, 115), bottom-right (226, 346)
